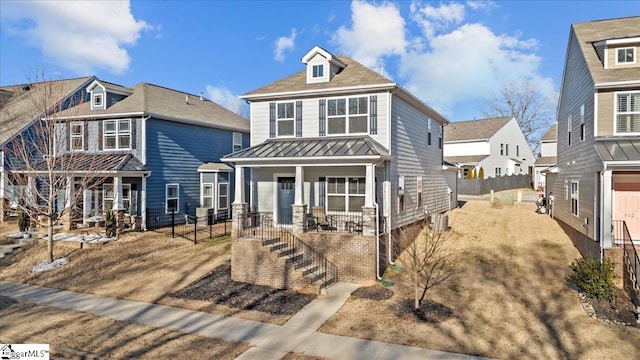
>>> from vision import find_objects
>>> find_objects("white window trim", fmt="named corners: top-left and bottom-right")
top-left (397, 176), bottom-right (405, 214)
top-left (103, 183), bottom-right (131, 213)
top-left (326, 96), bottom-right (369, 136)
top-left (166, 183), bottom-right (179, 213)
top-left (201, 183), bottom-right (214, 209)
top-left (312, 64), bottom-right (324, 78)
top-left (70, 121), bottom-right (84, 151)
top-left (326, 176), bottom-right (366, 213)
top-left (92, 93), bottom-right (104, 110)
top-left (232, 132), bottom-right (243, 152)
top-left (218, 182), bottom-right (229, 210)
top-left (103, 119), bottom-right (132, 150)
top-left (614, 90), bottom-right (640, 135)
top-left (570, 181), bottom-right (579, 216)
top-left (276, 101), bottom-right (296, 138)
top-left (615, 47), bottom-right (636, 65)
top-left (417, 176), bottom-right (423, 208)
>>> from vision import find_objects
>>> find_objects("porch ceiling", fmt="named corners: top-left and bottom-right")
top-left (222, 135), bottom-right (390, 164)
top-left (595, 139), bottom-right (640, 163)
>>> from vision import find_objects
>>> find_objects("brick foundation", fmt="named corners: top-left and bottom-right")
top-left (603, 247), bottom-right (625, 288)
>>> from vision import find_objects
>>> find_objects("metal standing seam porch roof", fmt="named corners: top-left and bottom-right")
top-left (595, 138), bottom-right (640, 162)
top-left (222, 136), bottom-right (390, 163)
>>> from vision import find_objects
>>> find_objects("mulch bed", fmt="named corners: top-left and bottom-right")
top-left (579, 287), bottom-right (639, 327)
top-left (171, 264), bottom-right (315, 316)
top-left (351, 285), bottom-right (394, 301)
top-left (389, 298), bottom-right (454, 323)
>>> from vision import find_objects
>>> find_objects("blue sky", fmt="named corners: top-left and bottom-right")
top-left (0, 1), bottom-right (637, 121)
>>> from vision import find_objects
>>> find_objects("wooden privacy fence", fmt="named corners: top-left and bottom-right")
top-left (458, 174), bottom-right (532, 195)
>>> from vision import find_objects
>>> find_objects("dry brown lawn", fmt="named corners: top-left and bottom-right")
top-left (0, 297), bottom-right (249, 359)
top-left (0, 228), bottom-right (290, 324)
top-left (320, 200), bottom-right (640, 360)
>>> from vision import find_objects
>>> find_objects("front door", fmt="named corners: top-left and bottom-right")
top-left (614, 190), bottom-right (640, 240)
top-left (277, 177), bottom-right (295, 224)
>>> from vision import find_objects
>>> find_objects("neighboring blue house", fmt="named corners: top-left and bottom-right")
top-left (1, 77), bottom-right (249, 230)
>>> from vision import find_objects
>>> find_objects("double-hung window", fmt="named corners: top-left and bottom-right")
top-left (166, 184), bottom-right (179, 213)
top-left (398, 176), bottom-right (405, 213)
top-left (495, 167), bottom-right (502, 176)
top-left (70, 122), bottom-right (84, 151)
top-left (616, 92), bottom-right (640, 134)
top-left (580, 104), bottom-right (585, 141)
top-left (312, 64), bottom-right (324, 78)
top-left (417, 176), bottom-right (423, 208)
top-left (567, 115), bottom-right (572, 146)
top-left (276, 102), bottom-right (295, 137)
top-left (327, 177), bottom-right (365, 212)
top-left (104, 119), bottom-right (131, 150)
top-left (571, 181), bottom-right (579, 216)
top-left (327, 96), bottom-right (368, 134)
top-left (233, 132), bottom-right (243, 152)
top-left (218, 182), bottom-right (229, 209)
top-left (427, 118), bottom-right (432, 146)
top-left (500, 143), bottom-right (504, 155)
top-left (202, 184), bottom-right (213, 208)
top-left (617, 47), bottom-right (635, 64)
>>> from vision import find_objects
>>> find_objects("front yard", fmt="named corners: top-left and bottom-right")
top-left (320, 200), bottom-right (640, 359)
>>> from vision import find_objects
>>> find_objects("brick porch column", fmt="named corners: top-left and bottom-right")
top-left (362, 206), bottom-right (377, 237)
top-left (116, 209), bottom-right (126, 236)
top-left (232, 202), bottom-right (248, 239)
top-left (292, 204), bottom-right (307, 234)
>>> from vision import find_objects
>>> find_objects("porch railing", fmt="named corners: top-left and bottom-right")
top-left (303, 211), bottom-right (364, 233)
top-left (146, 208), bottom-right (230, 244)
top-left (612, 220), bottom-right (640, 307)
top-left (241, 211), bottom-right (338, 287)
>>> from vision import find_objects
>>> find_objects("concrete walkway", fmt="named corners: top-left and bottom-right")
top-left (0, 281), bottom-right (486, 360)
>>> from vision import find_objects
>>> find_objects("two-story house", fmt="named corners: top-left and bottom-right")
top-left (2, 77), bottom-right (249, 231)
top-left (553, 16), bottom-right (640, 259)
top-left (444, 117), bottom-right (535, 179)
top-left (533, 123), bottom-right (557, 191)
top-left (223, 46), bottom-right (451, 290)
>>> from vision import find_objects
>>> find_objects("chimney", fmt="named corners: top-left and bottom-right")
top-left (185, 94), bottom-right (189, 105)
top-left (200, 92), bottom-right (204, 101)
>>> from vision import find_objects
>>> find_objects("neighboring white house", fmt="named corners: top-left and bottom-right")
top-left (533, 123), bottom-right (557, 190)
top-left (444, 117), bottom-right (535, 178)
top-left (223, 45), bottom-right (452, 290)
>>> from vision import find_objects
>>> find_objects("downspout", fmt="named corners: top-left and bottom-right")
top-left (373, 161), bottom-right (383, 280)
top-left (600, 163), bottom-right (608, 262)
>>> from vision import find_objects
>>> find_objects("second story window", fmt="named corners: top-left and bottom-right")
top-left (567, 115), bottom-right (572, 146)
top-left (580, 104), bottom-right (586, 141)
top-left (233, 132), bottom-right (243, 152)
top-left (617, 47), bottom-right (635, 64)
top-left (104, 119), bottom-right (131, 150)
top-left (616, 92), bottom-right (640, 134)
top-left (277, 102), bottom-right (295, 137)
top-left (500, 143), bottom-right (504, 155)
top-left (70, 122), bottom-right (84, 151)
top-left (93, 94), bottom-right (103, 108)
top-left (312, 64), bottom-right (324, 78)
top-left (327, 97), bottom-right (368, 135)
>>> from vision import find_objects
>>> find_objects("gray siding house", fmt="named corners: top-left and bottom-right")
top-left (2, 77), bottom-right (249, 230)
top-left (552, 16), bottom-right (640, 258)
top-left (223, 46), bottom-right (451, 289)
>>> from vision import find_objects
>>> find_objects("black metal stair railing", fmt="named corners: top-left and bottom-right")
top-left (613, 220), bottom-right (640, 307)
top-left (240, 211), bottom-right (338, 288)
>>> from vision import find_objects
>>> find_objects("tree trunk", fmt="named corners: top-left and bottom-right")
top-left (414, 270), bottom-right (419, 309)
top-left (47, 218), bottom-right (54, 263)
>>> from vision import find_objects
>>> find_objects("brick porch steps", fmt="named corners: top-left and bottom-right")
top-left (260, 236), bottom-right (335, 289)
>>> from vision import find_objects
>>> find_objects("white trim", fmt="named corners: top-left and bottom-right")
top-left (326, 95), bottom-right (370, 135)
top-left (595, 80), bottom-right (640, 89)
top-left (613, 90), bottom-right (640, 136)
top-left (69, 121), bottom-right (84, 151)
top-left (166, 183), bottom-right (179, 213)
top-left (224, 155), bottom-right (389, 165)
top-left (141, 116), bottom-right (148, 165)
top-left (218, 181), bottom-right (229, 210)
top-left (201, 182), bottom-right (214, 209)
top-left (233, 132), bottom-right (243, 152)
top-left (103, 118), bottom-right (132, 150)
top-left (241, 83), bottom-right (396, 100)
top-left (604, 37), bottom-right (640, 45)
top-left (594, 93), bottom-right (599, 137)
top-left (275, 101), bottom-right (296, 137)
top-left (571, 181), bottom-right (579, 217)
top-left (326, 176), bottom-right (366, 212)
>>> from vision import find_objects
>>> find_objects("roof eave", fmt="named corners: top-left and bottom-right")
top-left (240, 83), bottom-right (397, 101)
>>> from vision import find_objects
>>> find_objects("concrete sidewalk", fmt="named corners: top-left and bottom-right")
top-left (1, 281), bottom-right (486, 360)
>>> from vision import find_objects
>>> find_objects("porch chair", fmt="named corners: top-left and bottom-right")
top-left (312, 206), bottom-right (337, 231)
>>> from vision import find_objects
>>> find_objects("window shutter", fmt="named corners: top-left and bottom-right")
top-left (295, 100), bottom-right (302, 137)
top-left (66, 122), bottom-right (70, 150)
top-left (319, 99), bottom-right (326, 136)
top-left (369, 95), bottom-right (377, 135)
top-left (131, 118), bottom-right (137, 149)
top-left (318, 177), bottom-right (326, 207)
top-left (84, 120), bottom-right (89, 150)
top-left (269, 102), bottom-right (276, 138)
top-left (98, 120), bottom-right (103, 150)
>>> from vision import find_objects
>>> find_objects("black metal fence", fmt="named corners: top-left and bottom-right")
top-left (146, 208), bottom-right (230, 244)
top-left (613, 220), bottom-right (640, 307)
top-left (303, 211), bottom-right (364, 233)
top-left (458, 174), bottom-right (532, 195)
top-left (241, 211), bottom-right (338, 288)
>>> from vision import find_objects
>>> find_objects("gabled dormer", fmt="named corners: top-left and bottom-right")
top-left (86, 79), bottom-right (132, 111)
top-left (301, 46), bottom-right (346, 84)
top-left (593, 36), bottom-right (640, 69)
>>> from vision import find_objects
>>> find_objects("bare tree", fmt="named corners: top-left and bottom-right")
top-left (393, 212), bottom-right (459, 310)
top-left (481, 79), bottom-right (556, 154)
top-left (4, 71), bottom-right (102, 263)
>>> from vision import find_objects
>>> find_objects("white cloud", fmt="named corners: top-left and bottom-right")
top-left (0, 0), bottom-right (149, 74)
top-left (399, 23), bottom-right (554, 117)
top-left (205, 85), bottom-right (244, 116)
top-left (274, 28), bottom-right (297, 62)
top-left (466, 0), bottom-right (498, 11)
top-left (411, 2), bottom-right (465, 40)
top-left (333, 0), bottom-right (406, 69)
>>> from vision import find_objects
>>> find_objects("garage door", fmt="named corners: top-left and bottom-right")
top-left (614, 190), bottom-right (640, 241)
